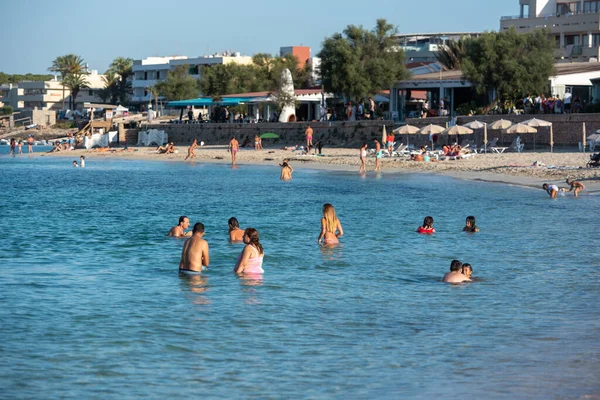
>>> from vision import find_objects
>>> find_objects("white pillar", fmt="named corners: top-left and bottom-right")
top-left (588, 32), bottom-right (593, 48)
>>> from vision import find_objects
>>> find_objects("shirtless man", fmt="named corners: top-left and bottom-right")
top-left (167, 216), bottom-right (192, 237)
top-left (373, 139), bottom-right (382, 171)
top-left (179, 222), bottom-right (210, 273)
top-left (184, 138), bottom-right (198, 161)
top-left (564, 179), bottom-right (585, 197)
top-left (542, 183), bottom-right (559, 199)
top-left (228, 136), bottom-right (239, 166)
top-left (305, 125), bottom-right (313, 151)
top-left (280, 161), bottom-right (293, 181)
top-left (442, 260), bottom-right (471, 283)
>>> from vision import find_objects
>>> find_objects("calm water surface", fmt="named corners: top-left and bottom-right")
top-left (0, 153), bottom-right (599, 399)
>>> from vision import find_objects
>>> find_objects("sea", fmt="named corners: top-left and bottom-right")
top-left (1, 151), bottom-right (599, 399)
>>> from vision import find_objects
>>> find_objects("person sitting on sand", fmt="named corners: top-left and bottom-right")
top-left (564, 179), bottom-right (585, 197)
top-left (167, 216), bottom-right (192, 237)
top-left (281, 144), bottom-right (299, 151)
top-left (442, 260), bottom-right (471, 283)
top-left (542, 183), bottom-right (559, 199)
top-left (463, 216), bottom-right (479, 233)
top-left (228, 217), bottom-right (245, 242)
top-left (241, 136), bottom-right (252, 148)
top-left (280, 161), bottom-right (293, 181)
top-left (318, 203), bottom-right (344, 246)
top-left (50, 142), bottom-right (62, 153)
top-left (179, 222), bottom-right (210, 274)
top-left (417, 216), bottom-right (435, 234)
top-left (314, 140), bottom-right (323, 155)
top-left (234, 228), bottom-right (264, 275)
top-left (184, 138), bottom-right (198, 161)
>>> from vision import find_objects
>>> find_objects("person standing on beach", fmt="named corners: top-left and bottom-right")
top-left (359, 143), bottom-right (368, 174)
top-left (542, 183), bottom-right (559, 199)
top-left (305, 125), bottom-right (313, 151)
top-left (27, 135), bottom-right (34, 153)
top-left (179, 223), bottom-right (210, 273)
top-left (168, 216), bottom-right (192, 237)
top-left (564, 179), bottom-right (585, 197)
top-left (184, 138), bottom-right (199, 161)
top-left (229, 136), bottom-right (239, 166)
top-left (318, 203), bottom-right (344, 246)
top-left (373, 139), bottom-right (382, 171)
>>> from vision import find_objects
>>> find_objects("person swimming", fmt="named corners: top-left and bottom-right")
top-left (234, 228), bottom-right (264, 275)
top-left (228, 217), bottom-right (245, 242)
top-left (463, 216), bottom-right (479, 233)
top-left (442, 260), bottom-right (470, 283)
top-left (417, 216), bottom-right (435, 234)
top-left (318, 203), bottom-right (344, 245)
top-left (542, 183), bottom-right (559, 199)
top-left (461, 263), bottom-right (473, 280)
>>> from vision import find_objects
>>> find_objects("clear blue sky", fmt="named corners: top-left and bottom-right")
top-left (3, 0), bottom-right (515, 74)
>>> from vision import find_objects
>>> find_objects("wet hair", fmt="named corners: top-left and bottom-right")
top-left (542, 183), bottom-right (548, 190)
top-left (566, 178), bottom-right (573, 184)
top-left (461, 263), bottom-right (473, 274)
top-left (281, 162), bottom-right (289, 168)
top-left (192, 222), bottom-right (205, 234)
top-left (80, 155), bottom-right (85, 159)
top-left (322, 203), bottom-right (338, 233)
top-left (423, 216), bottom-right (434, 228)
top-left (244, 228), bottom-right (263, 255)
top-left (178, 216), bottom-right (188, 225)
top-left (465, 216), bottom-right (477, 230)
top-left (228, 217), bottom-right (239, 231)
top-left (450, 260), bottom-right (463, 272)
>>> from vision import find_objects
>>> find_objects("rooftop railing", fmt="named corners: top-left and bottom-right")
top-left (502, 10), bottom-right (600, 20)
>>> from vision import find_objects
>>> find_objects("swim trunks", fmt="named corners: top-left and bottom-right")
top-left (376, 151), bottom-right (383, 159)
top-left (179, 269), bottom-right (202, 276)
top-left (387, 141), bottom-right (394, 147)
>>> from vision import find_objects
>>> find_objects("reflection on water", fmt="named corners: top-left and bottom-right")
top-left (320, 243), bottom-right (344, 260)
top-left (238, 275), bottom-right (263, 305)
top-left (179, 274), bottom-right (210, 305)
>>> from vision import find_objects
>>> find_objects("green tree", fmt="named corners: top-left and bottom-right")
top-left (0, 73), bottom-right (54, 84)
top-left (108, 57), bottom-right (133, 104)
top-left (48, 55), bottom-right (70, 110)
top-left (435, 38), bottom-right (468, 70)
top-left (63, 73), bottom-right (89, 110)
top-left (318, 19), bottom-right (410, 101)
top-left (156, 65), bottom-right (199, 100)
top-left (49, 54), bottom-right (88, 110)
top-left (460, 28), bottom-right (555, 104)
top-left (98, 71), bottom-right (119, 104)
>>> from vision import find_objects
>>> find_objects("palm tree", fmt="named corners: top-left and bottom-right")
top-left (435, 39), bottom-right (468, 70)
top-left (49, 54), bottom-right (88, 110)
top-left (63, 73), bottom-right (89, 110)
top-left (101, 71), bottom-right (119, 104)
top-left (109, 57), bottom-right (133, 104)
top-left (48, 55), bottom-right (69, 110)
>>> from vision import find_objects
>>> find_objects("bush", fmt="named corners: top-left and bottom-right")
top-left (53, 121), bottom-right (76, 129)
top-left (0, 106), bottom-right (13, 115)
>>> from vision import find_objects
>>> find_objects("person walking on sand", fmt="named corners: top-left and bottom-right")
top-left (564, 179), bottom-right (585, 197)
top-left (359, 143), bottom-right (368, 174)
top-left (168, 216), bottom-right (192, 237)
top-left (373, 139), bottom-right (382, 171)
top-left (179, 223), bottom-right (210, 274)
top-left (234, 228), bottom-right (264, 275)
top-left (184, 138), bottom-right (199, 161)
top-left (280, 160), bottom-right (293, 181)
top-left (305, 125), bottom-right (313, 152)
top-left (229, 136), bottom-right (239, 166)
top-left (318, 203), bottom-right (344, 246)
top-left (542, 183), bottom-right (559, 199)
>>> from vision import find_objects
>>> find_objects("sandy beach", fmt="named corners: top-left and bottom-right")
top-left (37, 144), bottom-right (600, 191)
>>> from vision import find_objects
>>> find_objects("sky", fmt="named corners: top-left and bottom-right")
top-left (2, 0), bottom-right (515, 74)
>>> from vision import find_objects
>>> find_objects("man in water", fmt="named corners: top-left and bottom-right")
top-left (179, 222), bottom-right (210, 273)
top-left (564, 179), bottom-right (585, 197)
top-left (167, 216), bottom-right (192, 237)
top-left (442, 260), bottom-right (471, 283)
top-left (542, 183), bottom-right (559, 199)
top-left (229, 136), bottom-right (239, 166)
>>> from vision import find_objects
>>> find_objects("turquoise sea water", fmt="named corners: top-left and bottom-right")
top-left (0, 153), bottom-right (599, 399)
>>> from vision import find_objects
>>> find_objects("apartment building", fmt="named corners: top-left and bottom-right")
top-left (131, 54), bottom-right (253, 104)
top-left (501, 0), bottom-right (600, 61)
top-left (0, 70), bottom-right (107, 111)
top-left (394, 32), bottom-right (482, 62)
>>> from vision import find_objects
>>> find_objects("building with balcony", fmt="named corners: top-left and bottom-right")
top-left (131, 54), bottom-right (253, 104)
top-left (393, 32), bottom-right (482, 62)
top-left (501, 0), bottom-right (600, 61)
top-left (0, 71), bottom-right (107, 111)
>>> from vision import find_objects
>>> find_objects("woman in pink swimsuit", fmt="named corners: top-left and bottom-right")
top-left (318, 203), bottom-right (344, 246)
top-left (234, 228), bottom-right (264, 275)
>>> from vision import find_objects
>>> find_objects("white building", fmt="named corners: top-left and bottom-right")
top-left (131, 54), bottom-right (253, 104)
top-left (394, 32), bottom-right (482, 62)
top-left (501, 0), bottom-right (600, 61)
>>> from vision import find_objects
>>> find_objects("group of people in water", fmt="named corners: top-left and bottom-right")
top-left (71, 155), bottom-right (85, 168)
top-left (169, 205), bottom-right (480, 284)
top-left (543, 179), bottom-right (585, 198)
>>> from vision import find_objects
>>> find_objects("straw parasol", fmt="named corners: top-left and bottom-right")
top-left (488, 119), bottom-right (513, 148)
top-left (583, 123), bottom-right (586, 152)
top-left (418, 124), bottom-right (446, 149)
top-left (442, 125), bottom-right (473, 135)
top-left (504, 123), bottom-right (537, 151)
top-left (393, 124), bottom-right (420, 146)
top-left (381, 125), bottom-right (387, 146)
top-left (463, 120), bottom-right (488, 152)
top-left (522, 118), bottom-right (553, 152)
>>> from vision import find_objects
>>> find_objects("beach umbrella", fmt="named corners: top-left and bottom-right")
top-left (442, 125), bottom-right (473, 135)
top-left (505, 123), bottom-right (537, 151)
top-left (463, 120), bottom-right (488, 152)
top-left (522, 118), bottom-right (553, 152)
top-left (260, 132), bottom-right (279, 139)
top-left (418, 124), bottom-right (445, 149)
top-left (392, 124), bottom-right (420, 146)
top-left (381, 125), bottom-right (387, 146)
top-left (488, 119), bottom-right (513, 148)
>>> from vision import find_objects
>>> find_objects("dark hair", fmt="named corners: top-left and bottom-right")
top-left (281, 162), bottom-right (289, 168)
top-left (465, 216), bottom-right (477, 231)
top-left (193, 222), bottom-right (205, 234)
top-left (228, 217), bottom-right (239, 231)
top-left (450, 260), bottom-right (463, 272)
top-left (178, 216), bottom-right (188, 225)
top-left (423, 216), bottom-right (434, 227)
top-left (461, 263), bottom-right (472, 273)
top-left (244, 228), bottom-right (263, 255)
top-left (542, 183), bottom-right (548, 189)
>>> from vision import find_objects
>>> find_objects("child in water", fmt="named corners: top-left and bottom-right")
top-left (463, 216), bottom-right (479, 232)
top-left (417, 216), bottom-right (435, 234)
top-left (461, 264), bottom-right (473, 280)
top-left (73, 160), bottom-right (79, 167)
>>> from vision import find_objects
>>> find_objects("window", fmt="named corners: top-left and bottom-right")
top-left (88, 90), bottom-right (94, 96)
top-left (557, 2), bottom-right (581, 14)
top-left (566, 35), bottom-right (581, 46)
top-left (584, 0), bottom-right (599, 13)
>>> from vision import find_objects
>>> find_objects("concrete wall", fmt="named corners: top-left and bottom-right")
top-left (19, 109), bottom-right (56, 126)
top-left (142, 121), bottom-right (395, 147)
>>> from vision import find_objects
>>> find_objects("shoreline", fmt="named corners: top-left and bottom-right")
top-left (30, 144), bottom-right (600, 192)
